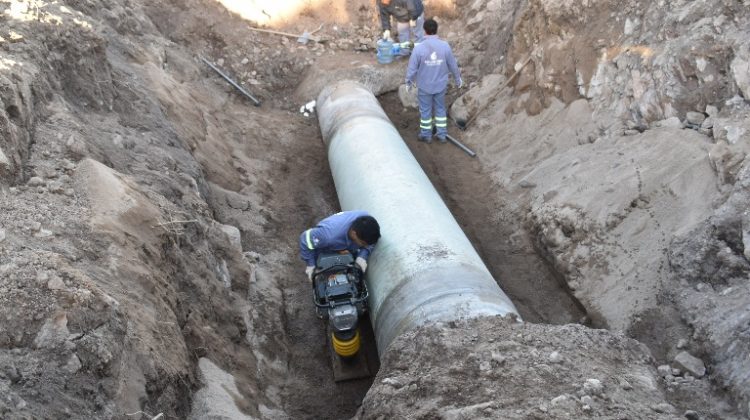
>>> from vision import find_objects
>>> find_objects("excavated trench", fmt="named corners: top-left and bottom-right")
top-left (267, 89), bottom-right (589, 419)
top-left (4, 0), bottom-right (747, 418)
top-left (276, 87), bottom-right (740, 419)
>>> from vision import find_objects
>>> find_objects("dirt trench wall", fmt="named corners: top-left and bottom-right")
top-left (447, 0), bottom-right (750, 415)
top-left (667, 153), bottom-right (750, 412)
top-left (1, 1), bottom-right (293, 418)
top-left (453, 0), bottom-right (748, 121)
top-left (0, 49), bottom-right (44, 184)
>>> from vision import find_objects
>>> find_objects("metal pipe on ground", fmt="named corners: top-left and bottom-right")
top-left (200, 57), bottom-right (261, 107)
top-left (316, 80), bottom-right (519, 355)
top-left (445, 134), bottom-right (477, 157)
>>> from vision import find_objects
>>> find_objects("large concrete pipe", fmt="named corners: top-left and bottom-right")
top-left (316, 81), bottom-right (519, 354)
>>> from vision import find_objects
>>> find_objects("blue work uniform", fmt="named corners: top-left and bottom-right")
top-left (406, 35), bottom-right (462, 140)
top-left (299, 211), bottom-right (375, 267)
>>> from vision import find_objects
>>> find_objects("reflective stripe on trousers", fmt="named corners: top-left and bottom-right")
top-left (417, 88), bottom-right (448, 138)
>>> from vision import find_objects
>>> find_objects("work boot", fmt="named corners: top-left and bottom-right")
top-left (418, 136), bottom-right (432, 144)
top-left (437, 136), bottom-right (448, 144)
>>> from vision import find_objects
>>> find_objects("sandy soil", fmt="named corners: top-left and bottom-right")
top-left (358, 317), bottom-right (682, 419)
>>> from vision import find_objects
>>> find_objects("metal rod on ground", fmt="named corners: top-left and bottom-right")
top-left (247, 26), bottom-right (322, 43)
top-left (200, 56), bottom-right (261, 107)
top-left (445, 134), bottom-right (476, 157)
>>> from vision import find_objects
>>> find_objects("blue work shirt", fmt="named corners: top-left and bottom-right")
top-left (406, 35), bottom-right (462, 94)
top-left (299, 210), bottom-right (376, 267)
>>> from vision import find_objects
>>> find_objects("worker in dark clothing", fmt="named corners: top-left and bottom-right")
top-left (406, 18), bottom-right (462, 143)
top-left (299, 211), bottom-right (381, 281)
top-left (377, 0), bottom-right (425, 51)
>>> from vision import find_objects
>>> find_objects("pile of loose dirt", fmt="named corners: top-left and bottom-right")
top-left (358, 316), bottom-right (683, 419)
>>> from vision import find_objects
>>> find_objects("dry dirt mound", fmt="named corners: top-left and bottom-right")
top-left (358, 316), bottom-right (681, 419)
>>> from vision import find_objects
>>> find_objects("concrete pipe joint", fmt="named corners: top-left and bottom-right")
top-left (316, 80), bottom-right (519, 355)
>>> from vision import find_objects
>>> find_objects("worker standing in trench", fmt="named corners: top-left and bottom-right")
top-left (299, 211), bottom-right (381, 281)
top-left (405, 18), bottom-right (463, 143)
top-left (377, 0), bottom-right (425, 54)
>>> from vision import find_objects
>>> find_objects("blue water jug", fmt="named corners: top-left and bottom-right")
top-left (376, 39), bottom-right (394, 64)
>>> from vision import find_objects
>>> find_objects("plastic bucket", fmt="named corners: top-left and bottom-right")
top-left (376, 39), bottom-right (394, 64)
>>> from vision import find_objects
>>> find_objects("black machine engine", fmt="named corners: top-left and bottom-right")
top-left (312, 252), bottom-right (368, 358)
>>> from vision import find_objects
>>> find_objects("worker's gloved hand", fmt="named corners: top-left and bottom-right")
top-left (382, 30), bottom-right (392, 41)
top-left (305, 266), bottom-right (315, 281)
top-left (405, 81), bottom-right (413, 93)
top-left (456, 79), bottom-right (464, 89)
top-left (409, 19), bottom-right (417, 28)
top-left (355, 257), bottom-right (368, 273)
